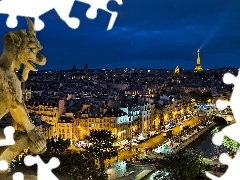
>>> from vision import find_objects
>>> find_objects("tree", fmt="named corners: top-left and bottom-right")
top-left (16, 136), bottom-right (103, 180)
top-left (188, 91), bottom-right (213, 103)
top-left (39, 137), bottom-right (102, 179)
top-left (83, 129), bottom-right (118, 175)
top-left (155, 148), bottom-right (209, 180)
top-left (45, 136), bottom-right (71, 155)
top-left (54, 150), bottom-right (102, 180)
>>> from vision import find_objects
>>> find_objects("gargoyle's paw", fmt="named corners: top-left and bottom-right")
top-left (29, 145), bottom-right (46, 155)
top-left (212, 133), bottom-right (224, 146)
top-left (223, 73), bottom-right (236, 85)
top-left (216, 100), bottom-right (229, 110)
top-left (29, 138), bottom-right (46, 154)
top-left (27, 128), bottom-right (46, 154)
top-left (219, 153), bottom-right (231, 165)
top-left (34, 19), bottom-right (45, 31)
top-left (6, 16), bottom-right (18, 28)
top-left (67, 17), bottom-right (80, 29)
top-left (28, 127), bottom-right (46, 141)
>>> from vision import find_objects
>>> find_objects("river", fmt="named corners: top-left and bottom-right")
top-left (187, 123), bottom-right (227, 158)
top-left (142, 122), bottom-right (228, 180)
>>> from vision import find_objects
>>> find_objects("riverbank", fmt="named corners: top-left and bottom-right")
top-left (117, 121), bottom-right (218, 180)
top-left (152, 121), bottom-right (217, 155)
top-left (173, 121), bottom-right (217, 152)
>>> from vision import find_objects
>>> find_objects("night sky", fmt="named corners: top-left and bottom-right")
top-left (0, 0), bottom-right (240, 70)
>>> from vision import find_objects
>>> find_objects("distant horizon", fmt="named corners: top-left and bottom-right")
top-left (35, 66), bottom-right (238, 71)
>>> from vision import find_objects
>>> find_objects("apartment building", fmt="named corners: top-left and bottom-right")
top-left (27, 99), bottom-right (66, 138)
top-left (74, 106), bottom-right (141, 142)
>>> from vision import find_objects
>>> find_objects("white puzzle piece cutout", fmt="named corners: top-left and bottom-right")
top-left (206, 69), bottom-right (240, 179)
top-left (0, 126), bottom-right (15, 146)
top-left (0, 0), bottom-right (123, 31)
top-left (76, 0), bottom-right (123, 30)
top-left (0, 126), bottom-right (60, 179)
top-left (0, 0), bottom-right (80, 31)
top-left (24, 155), bottom-right (60, 180)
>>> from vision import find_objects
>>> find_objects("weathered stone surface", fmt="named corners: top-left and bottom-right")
top-left (0, 17), bottom-right (47, 172)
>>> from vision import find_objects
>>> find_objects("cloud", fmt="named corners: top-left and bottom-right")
top-left (0, 0), bottom-right (240, 69)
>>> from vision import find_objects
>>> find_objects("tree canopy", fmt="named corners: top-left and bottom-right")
top-left (54, 150), bottom-right (102, 180)
top-left (38, 136), bottom-right (105, 179)
top-left (45, 136), bottom-right (71, 155)
top-left (155, 148), bottom-right (209, 180)
top-left (188, 91), bottom-right (213, 103)
top-left (83, 129), bottom-right (118, 174)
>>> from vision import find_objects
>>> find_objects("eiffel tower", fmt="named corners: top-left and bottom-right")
top-left (194, 48), bottom-right (203, 72)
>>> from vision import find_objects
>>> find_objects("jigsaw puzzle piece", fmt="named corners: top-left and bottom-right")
top-left (0, 0), bottom-right (48, 30)
top-left (205, 171), bottom-right (219, 180)
top-left (223, 73), bottom-right (236, 85)
top-left (212, 123), bottom-right (240, 147)
top-left (105, 0), bottom-right (123, 30)
top-left (48, 157), bottom-right (61, 168)
top-left (205, 153), bottom-right (231, 180)
top-left (107, 0), bottom-right (123, 12)
top-left (216, 100), bottom-right (229, 111)
top-left (12, 172), bottom-right (24, 180)
top-left (219, 153), bottom-right (231, 165)
top-left (0, 0), bottom-right (19, 28)
top-left (0, 0), bottom-right (80, 30)
top-left (6, 16), bottom-right (18, 29)
top-left (0, 126), bottom-right (15, 146)
top-left (54, 0), bottom-right (80, 29)
top-left (75, 0), bottom-right (123, 30)
top-left (212, 131), bottom-right (224, 146)
top-left (24, 155), bottom-right (60, 180)
top-left (0, 160), bottom-right (8, 171)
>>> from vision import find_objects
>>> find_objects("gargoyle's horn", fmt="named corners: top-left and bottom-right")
top-left (26, 17), bottom-right (36, 36)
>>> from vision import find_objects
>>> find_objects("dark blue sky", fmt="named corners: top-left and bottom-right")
top-left (0, 0), bottom-right (240, 70)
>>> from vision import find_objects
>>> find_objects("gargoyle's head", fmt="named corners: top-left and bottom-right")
top-left (2, 17), bottom-right (46, 81)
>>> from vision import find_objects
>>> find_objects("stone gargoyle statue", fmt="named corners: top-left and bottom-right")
top-left (0, 17), bottom-right (47, 176)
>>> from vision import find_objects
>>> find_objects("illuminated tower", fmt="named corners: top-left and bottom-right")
top-left (194, 48), bottom-right (203, 72)
top-left (174, 66), bottom-right (180, 74)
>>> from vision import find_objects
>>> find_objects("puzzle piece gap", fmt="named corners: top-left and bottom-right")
top-left (0, 160), bottom-right (8, 171)
top-left (207, 70), bottom-right (240, 179)
top-left (0, 0), bottom-right (123, 31)
top-left (12, 172), bottom-right (24, 180)
top-left (24, 155), bottom-right (60, 180)
top-left (0, 126), bottom-right (15, 146)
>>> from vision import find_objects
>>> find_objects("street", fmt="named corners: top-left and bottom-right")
top-left (106, 115), bottom-right (206, 165)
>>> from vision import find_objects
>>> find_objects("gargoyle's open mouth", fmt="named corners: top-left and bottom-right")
top-left (27, 60), bottom-right (37, 70)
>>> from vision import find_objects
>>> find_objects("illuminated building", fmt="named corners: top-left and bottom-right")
top-left (194, 48), bottom-right (203, 72)
top-left (27, 100), bottom-right (66, 138)
top-left (58, 115), bottom-right (74, 139)
top-left (74, 106), bottom-right (141, 141)
top-left (174, 66), bottom-right (180, 74)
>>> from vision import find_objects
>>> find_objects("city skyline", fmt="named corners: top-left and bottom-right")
top-left (0, 0), bottom-right (240, 70)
